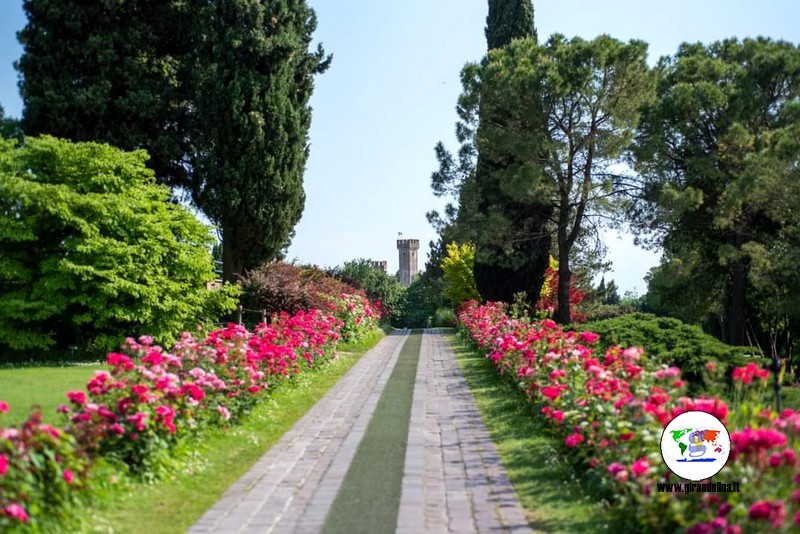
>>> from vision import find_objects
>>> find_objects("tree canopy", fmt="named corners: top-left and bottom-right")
top-left (16, 0), bottom-right (331, 282)
top-left (0, 136), bottom-right (239, 353)
top-left (631, 37), bottom-right (800, 349)
top-left (485, 0), bottom-right (536, 50)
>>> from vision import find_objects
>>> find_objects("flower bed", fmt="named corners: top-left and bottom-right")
top-left (459, 301), bottom-right (800, 533)
top-left (0, 303), bottom-right (378, 531)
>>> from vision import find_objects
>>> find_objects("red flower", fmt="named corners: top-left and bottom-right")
top-left (0, 400), bottom-right (8, 413)
top-left (748, 500), bottom-right (785, 527)
top-left (63, 469), bottom-right (74, 484)
top-left (578, 331), bottom-right (600, 344)
top-left (0, 454), bottom-right (8, 476)
top-left (541, 386), bottom-right (562, 401)
top-left (66, 390), bottom-right (87, 405)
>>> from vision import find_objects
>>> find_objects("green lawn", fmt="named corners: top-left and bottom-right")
top-left (0, 365), bottom-right (103, 426)
top-left (85, 330), bottom-right (386, 534)
top-left (449, 332), bottom-right (617, 533)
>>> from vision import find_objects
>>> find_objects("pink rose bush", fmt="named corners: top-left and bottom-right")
top-left (459, 301), bottom-right (800, 532)
top-left (0, 300), bottom-right (378, 529)
top-left (325, 292), bottom-right (380, 343)
top-left (0, 410), bottom-right (90, 532)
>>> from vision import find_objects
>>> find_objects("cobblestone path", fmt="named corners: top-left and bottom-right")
top-left (190, 329), bottom-right (531, 533)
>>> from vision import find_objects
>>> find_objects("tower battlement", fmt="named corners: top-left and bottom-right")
top-left (396, 239), bottom-right (419, 250)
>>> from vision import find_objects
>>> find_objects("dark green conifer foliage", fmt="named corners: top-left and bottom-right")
top-left (486, 0), bottom-right (537, 49)
top-left (189, 0), bottom-right (330, 281)
top-left (17, 0), bottom-right (331, 282)
top-left (17, 0), bottom-right (191, 187)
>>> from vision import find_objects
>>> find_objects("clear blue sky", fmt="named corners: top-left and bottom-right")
top-left (1, 1), bottom-right (799, 294)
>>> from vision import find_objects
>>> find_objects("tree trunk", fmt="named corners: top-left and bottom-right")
top-left (222, 221), bottom-right (245, 284)
top-left (555, 239), bottom-right (571, 324)
top-left (728, 257), bottom-right (747, 346)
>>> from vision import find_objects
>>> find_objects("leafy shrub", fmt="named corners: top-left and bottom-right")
top-left (328, 259), bottom-right (406, 323)
top-left (240, 262), bottom-right (358, 316)
top-left (579, 313), bottom-right (764, 389)
top-left (324, 293), bottom-right (380, 342)
top-left (0, 136), bottom-right (239, 354)
top-left (431, 308), bottom-right (457, 328)
top-left (394, 273), bottom-right (448, 328)
top-left (440, 243), bottom-right (480, 306)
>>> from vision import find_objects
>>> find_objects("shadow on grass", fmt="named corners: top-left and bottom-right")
top-left (449, 332), bottom-right (617, 534)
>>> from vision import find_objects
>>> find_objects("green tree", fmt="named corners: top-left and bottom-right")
top-left (0, 136), bottom-right (239, 353)
top-left (486, 0), bottom-right (536, 50)
top-left (0, 105), bottom-right (21, 139)
top-left (331, 259), bottom-right (406, 322)
top-left (632, 38), bottom-right (800, 347)
top-left (16, 0), bottom-right (331, 283)
top-left (462, 35), bottom-right (654, 323)
top-left (188, 0), bottom-right (330, 282)
top-left (430, 1), bottom-right (548, 308)
top-left (440, 242), bottom-right (480, 306)
top-left (17, 0), bottom-right (192, 186)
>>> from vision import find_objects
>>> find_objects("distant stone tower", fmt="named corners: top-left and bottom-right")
top-left (397, 239), bottom-right (419, 287)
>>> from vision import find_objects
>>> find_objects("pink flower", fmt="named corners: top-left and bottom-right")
top-left (578, 331), bottom-right (600, 344)
top-left (247, 385), bottom-right (261, 394)
top-left (541, 386), bottom-right (561, 401)
top-left (551, 410), bottom-right (565, 423)
top-left (749, 500), bottom-right (785, 527)
top-left (655, 367), bottom-right (681, 380)
top-left (0, 400), bottom-right (8, 413)
top-left (63, 468), bottom-right (74, 484)
top-left (565, 433), bottom-right (584, 448)
top-left (66, 390), bottom-right (87, 405)
top-left (607, 462), bottom-right (628, 482)
top-left (631, 457), bottom-right (649, 477)
top-left (217, 405), bottom-right (231, 421)
top-left (0, 455), bottom-right (8, 476)
top-left (706, 361), bottom-right (716, 371)
top-left (2, 503), bottom-right (29, 522)
top-left (549, 369), bottom-right (567, 381)
top-left (687, 523), bottom-right (713, 534)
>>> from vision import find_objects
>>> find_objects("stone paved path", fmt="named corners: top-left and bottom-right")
top-left (190, 329), bottom-right (531, 533)
top-left (397, 331), bottom-right (531, 533)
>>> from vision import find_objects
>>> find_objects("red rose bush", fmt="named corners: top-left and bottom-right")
top-left (459, 301), bottom-right (800, 532)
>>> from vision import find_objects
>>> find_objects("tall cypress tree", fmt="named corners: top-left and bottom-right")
top-left (189, 0), bottom-right (331, 281)
top-left (485, 0), bottom-right (537, 49)
top-left (473, 0), bottom-right (550, 307)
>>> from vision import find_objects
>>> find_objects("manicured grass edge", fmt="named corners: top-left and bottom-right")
top-left (448, 331), bottom-right (617, 533)
top-left (87, 329), bottom-right (386, 534)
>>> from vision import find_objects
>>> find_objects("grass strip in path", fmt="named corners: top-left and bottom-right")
top-left (322, 331), bottom-right (422, 534)
top-left (87, 330), bottom-right (386, 534)
top-left (449, 331), bottom-right (618, 533)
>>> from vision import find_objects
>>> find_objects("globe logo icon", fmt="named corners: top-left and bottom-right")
top-left (660, 410), bottom-right (730, 481)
